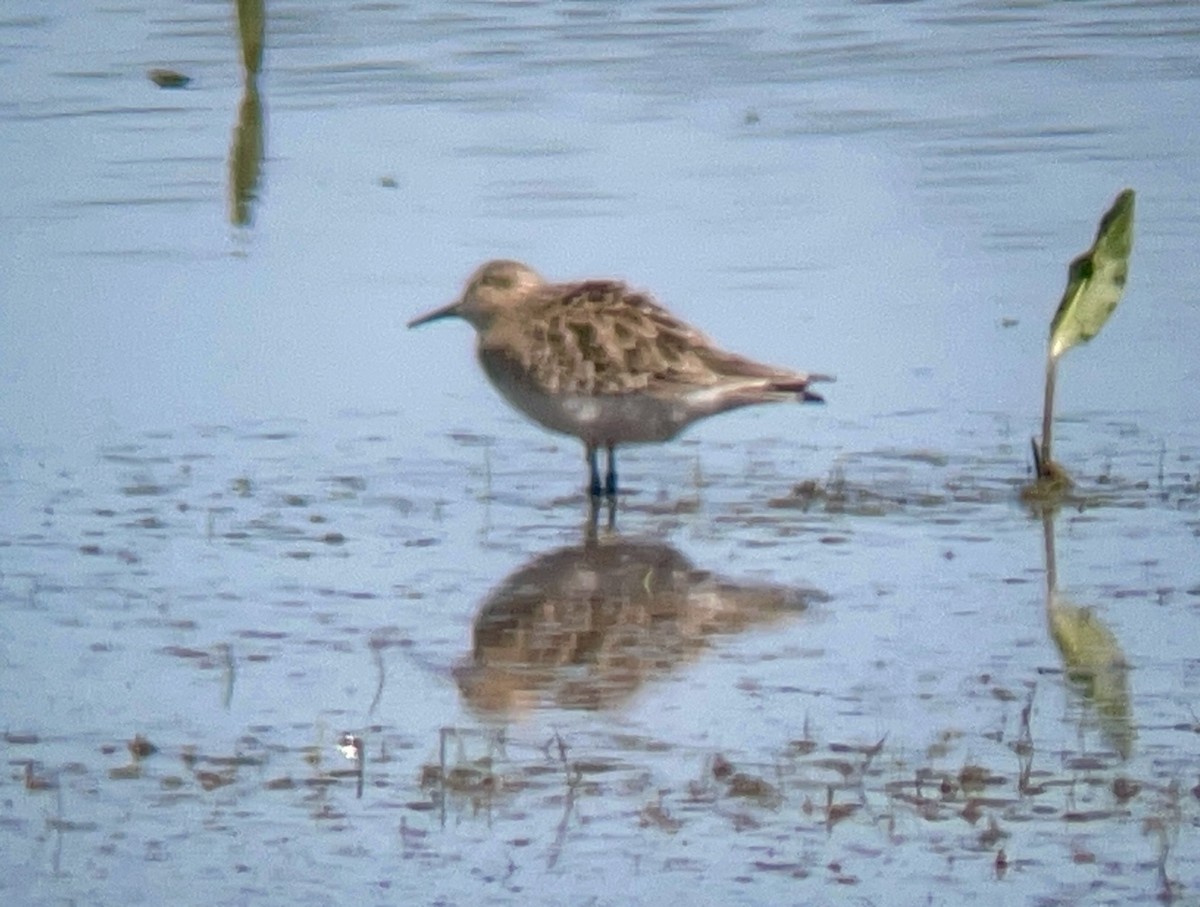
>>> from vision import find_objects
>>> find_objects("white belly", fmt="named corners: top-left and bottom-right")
top-left (478, 348), bottom-right (788, 446)
top-left (489, 375), bottom-right (691, 445)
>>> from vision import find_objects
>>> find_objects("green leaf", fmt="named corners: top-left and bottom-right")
top-left (1048, 188), bottom-right (1135, 361)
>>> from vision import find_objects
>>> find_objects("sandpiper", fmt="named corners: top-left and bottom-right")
top-left (408, 260), bottom-right (832, 497)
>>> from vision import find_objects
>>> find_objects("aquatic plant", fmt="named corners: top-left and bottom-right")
top-left (1033, 189), bottom-right (1136, 487)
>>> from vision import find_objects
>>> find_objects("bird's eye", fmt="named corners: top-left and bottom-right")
top-left (483, 272), bottom-right (513, 290)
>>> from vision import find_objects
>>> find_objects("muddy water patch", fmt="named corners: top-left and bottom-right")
top-left (7, 706), bottom-right (1194, 903)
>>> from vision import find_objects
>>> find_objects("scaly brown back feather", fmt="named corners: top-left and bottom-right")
top-left (480, 279), bottom-right (819, 398)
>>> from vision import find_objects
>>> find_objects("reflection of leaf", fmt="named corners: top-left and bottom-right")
top-left (1047, 596), bottom-right (1134, 759)
top-left (229, 0), bottom-right (266, 227)
top-left (236, 0), bottom-right (265, 76)
top-left (1049, 189), bottom-right (1135, 361)
top-left (229, 84), bottom-right (264, 227)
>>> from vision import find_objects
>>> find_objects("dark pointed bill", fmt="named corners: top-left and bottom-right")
top-left (407, 300), bottom-right (461, 328)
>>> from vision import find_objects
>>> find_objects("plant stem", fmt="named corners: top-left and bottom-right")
top-left (1039, 353), bottom-right (1058, 476)
top-left (1041, 508), bottom-right (1057, 595)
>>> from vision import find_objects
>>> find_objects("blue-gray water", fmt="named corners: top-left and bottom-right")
top-left (2, 2), bottom-right (1199, 905)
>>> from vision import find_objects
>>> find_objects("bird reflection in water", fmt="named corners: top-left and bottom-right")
top-left (1040, 507), bottom-right (1134, 760)
top-left (455, 506), bottom-right (826, 717)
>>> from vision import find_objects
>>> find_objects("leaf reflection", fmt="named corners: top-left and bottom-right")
top-left (229, 0), bottom-right (266, 227)
top-left (1041, 509), bottom-right (1134, 759)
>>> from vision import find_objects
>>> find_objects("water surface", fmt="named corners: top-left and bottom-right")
top-left (2, 2), bottom-right (1199, 905)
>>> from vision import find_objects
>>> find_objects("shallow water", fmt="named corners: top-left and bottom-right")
top-left (2, 2), bottom-right (1199, 905)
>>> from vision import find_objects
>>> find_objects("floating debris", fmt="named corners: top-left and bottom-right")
top-left (148, 68), bottom-right (191, 89)
top-left (128, 734), bottom-right (157, 759)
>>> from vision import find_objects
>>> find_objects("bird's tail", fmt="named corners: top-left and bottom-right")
top-left (769, 372), bottom-right (835, 404)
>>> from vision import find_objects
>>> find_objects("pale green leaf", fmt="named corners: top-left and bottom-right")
top-left (1049, 188), bottom-right (1135, 361)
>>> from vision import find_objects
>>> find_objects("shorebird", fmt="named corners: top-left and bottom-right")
top-left (408, 259), bottom-right (832, 497)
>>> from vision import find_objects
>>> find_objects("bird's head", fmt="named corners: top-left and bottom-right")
top-left (408, 259), bottom-right (543, 332)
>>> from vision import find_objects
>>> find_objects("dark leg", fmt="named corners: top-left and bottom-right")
top-left (604, 445), bottom-right (618, 497)
top-left (586, 444), bottom-right (603, 498)
top-left (585, 489), bottom-right (617, 539)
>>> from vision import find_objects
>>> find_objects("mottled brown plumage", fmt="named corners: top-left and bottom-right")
top-left (408, 259), bottom-right (832, 497)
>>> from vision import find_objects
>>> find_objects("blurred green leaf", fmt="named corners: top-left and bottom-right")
top-left (236, 0), bottom-right (265, 76)
top-left (229, 83), bottom-right (264, 227)
top-left (1049, 189), bottom-right (1135, 361)
top-left (1047, 596), bottom-right (1134, 758)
